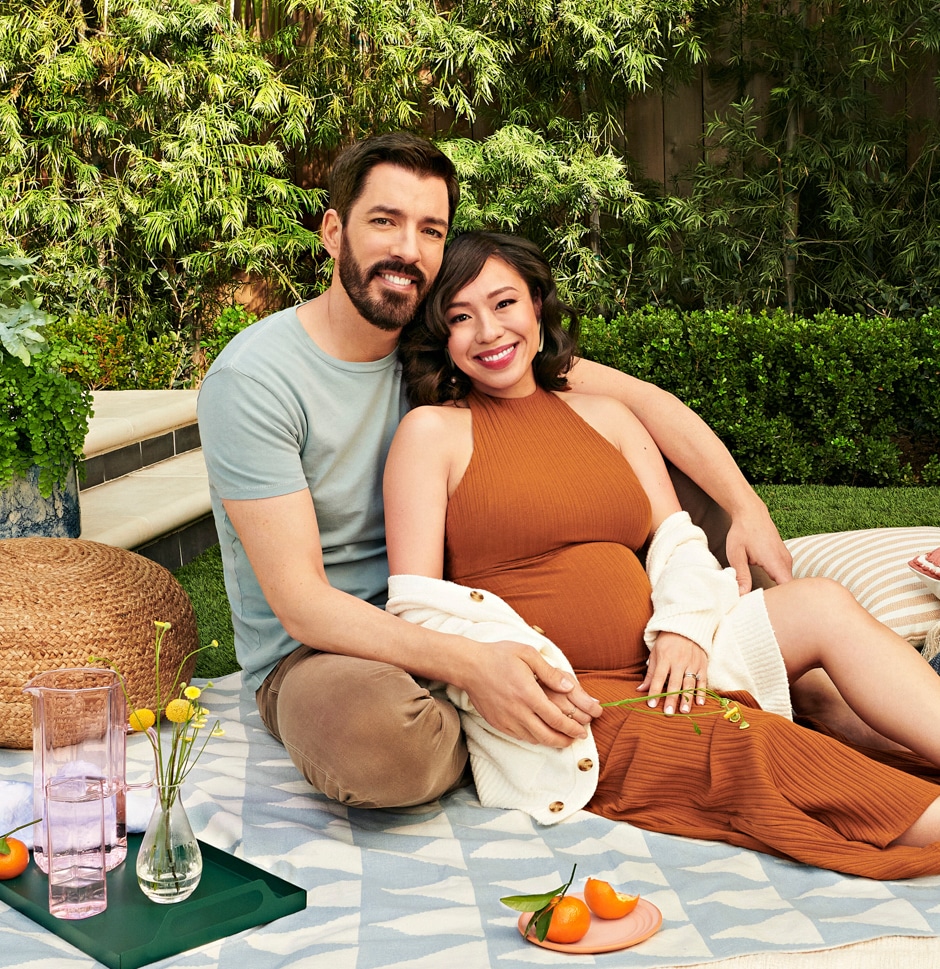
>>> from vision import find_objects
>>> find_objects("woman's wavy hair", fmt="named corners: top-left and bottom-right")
top-left (400, 231), bottom-right (580, 407)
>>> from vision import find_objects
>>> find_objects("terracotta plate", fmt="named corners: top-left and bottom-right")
top-left (516, 893), bottom-right (663, 954)
top-left (909, 560), bottom-right (940, 599)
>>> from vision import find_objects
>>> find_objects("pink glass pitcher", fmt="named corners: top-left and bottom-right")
top-left (24, 668), bottom-right (137, 873)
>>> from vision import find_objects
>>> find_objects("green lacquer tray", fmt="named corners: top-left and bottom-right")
top-left (0, 835), bottom-right (307, 969)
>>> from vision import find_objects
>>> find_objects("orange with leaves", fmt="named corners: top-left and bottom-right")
top-left (544, 894), bottom-right (591, 943)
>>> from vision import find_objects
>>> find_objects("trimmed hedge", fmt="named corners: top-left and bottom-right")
top-left (578, 308), bottom-right (940, 486)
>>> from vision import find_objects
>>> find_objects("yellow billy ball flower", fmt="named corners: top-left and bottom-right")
top-left (183, 685), bottom-right (202, 700)
top-left (165, 698), bottom-right (195, 723)
top-left (129, 708), bottom-right (156, 732)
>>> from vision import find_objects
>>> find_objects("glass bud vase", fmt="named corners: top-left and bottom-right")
top-left (136, 784), bottom-right (202, 903)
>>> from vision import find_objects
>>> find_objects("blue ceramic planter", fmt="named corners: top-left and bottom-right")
top-left (0, 464), bottom-right (81, 539)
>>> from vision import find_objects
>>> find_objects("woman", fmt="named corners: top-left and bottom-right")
top-left (384, 231), bottom-right (940, 878)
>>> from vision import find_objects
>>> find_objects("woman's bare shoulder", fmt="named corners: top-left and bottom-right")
top-left (399, 401), bottom-right (471, 432)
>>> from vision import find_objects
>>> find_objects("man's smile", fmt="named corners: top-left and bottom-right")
top-left (376, 270), bottom-right (417, 289)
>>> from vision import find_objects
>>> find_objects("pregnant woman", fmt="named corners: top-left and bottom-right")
top-left (384, 230), bottom-right (940, 879)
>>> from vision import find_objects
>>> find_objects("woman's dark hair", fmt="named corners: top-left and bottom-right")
top-left (400, 231), bottom-right (580, 406)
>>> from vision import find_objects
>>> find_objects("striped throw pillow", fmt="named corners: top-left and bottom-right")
top-left (784, 527), bottom-right (940, 647)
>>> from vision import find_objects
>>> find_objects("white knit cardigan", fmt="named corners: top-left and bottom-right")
top-left (386, 574), bottom-right (599, 824)
top-left (386, 513), bottom-right (792, 825)
top-left (644, 511), bottom-right (792, 720)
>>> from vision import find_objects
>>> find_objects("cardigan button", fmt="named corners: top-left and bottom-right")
top-left (577, 758), bottom-right (594, 772)
top-left (549, 801), bottom-right (565, 813)
top-left (470, 590), bottom-right (484, 602)
top-left (530, 624), bottom-right (545, 635)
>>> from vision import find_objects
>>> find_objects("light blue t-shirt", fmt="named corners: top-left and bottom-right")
top-left (197, 306), bottom-right (408, 692)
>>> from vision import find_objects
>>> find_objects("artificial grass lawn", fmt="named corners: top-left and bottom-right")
top-left (754, 484), bottom-right (940, 541)
top-left (178, 485), bottom-right (940, 679)
top-left (174, 545), bottom-right (236, 680)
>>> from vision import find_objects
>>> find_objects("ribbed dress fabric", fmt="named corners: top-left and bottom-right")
top-left (444, 387), bottom-right (940, 878)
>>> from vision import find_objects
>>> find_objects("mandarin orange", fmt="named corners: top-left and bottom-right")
top-left (0, 836), bottom-right (29, 880)
top-left (583, 877), bottom-right (640, 919)
top-left (544, 894), bottom-right (591, 944)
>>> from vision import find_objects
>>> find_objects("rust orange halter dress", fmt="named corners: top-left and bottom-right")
top-left (444, 387), bottom-right (940, 878)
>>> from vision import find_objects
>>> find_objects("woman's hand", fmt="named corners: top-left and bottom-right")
top-left (541, 682), bottom-right (599, 728)
top-left (638, 633), bottom-right (709, 715)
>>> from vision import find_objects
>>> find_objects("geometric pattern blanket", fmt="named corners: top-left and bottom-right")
top-left (3, 672), bottom-right (940, 969)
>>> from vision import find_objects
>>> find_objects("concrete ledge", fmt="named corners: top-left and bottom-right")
top-left (79, 450), bottom-right (210, 550)
top-left (136, 515), bottom-right (219, 572)
top-left (81, 423), bottom-right (201, 490)
top-left (84, 390), bottom-right (199, 458)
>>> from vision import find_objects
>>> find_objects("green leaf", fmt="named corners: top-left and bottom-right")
top-left (498, 887), bottom-right (566, 913)
top-left (500, 863), bottom-right (578, 941)
top-left (529, 906), bottom-right (555, 942)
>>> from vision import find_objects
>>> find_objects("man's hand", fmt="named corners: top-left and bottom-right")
top-left (638, 633), bottom-right (709, 715)
top-left (460, 642), bottom-right (602, 748)
top-left (726, 503), bottom-right (793, 593)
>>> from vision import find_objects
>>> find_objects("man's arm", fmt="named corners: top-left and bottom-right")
top-left (566, 357), bottom-right (792, 591)
top-left (223, 488), bottom-right (599, 747)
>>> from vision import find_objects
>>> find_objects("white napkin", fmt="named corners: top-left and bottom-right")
top-left (1, 779), bottom-right (155, 849)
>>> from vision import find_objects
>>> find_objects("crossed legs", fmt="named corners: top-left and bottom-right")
top-left (765, 576), bottom-right (940, 766)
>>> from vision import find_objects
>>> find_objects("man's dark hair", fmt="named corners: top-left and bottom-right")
top-left (328, 132), bottom-right (460, 226)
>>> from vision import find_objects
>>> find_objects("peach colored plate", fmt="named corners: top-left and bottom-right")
top-left (516, 893), bottom-right (663, 954)
top-left (909, 559), bottom-right (940, 599)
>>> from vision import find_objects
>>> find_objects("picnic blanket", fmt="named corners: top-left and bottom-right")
top-left (3, 672), bottom-right (940, 968)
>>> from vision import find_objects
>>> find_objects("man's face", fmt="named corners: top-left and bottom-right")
top-left (335, 163), bottom-right (450, 332)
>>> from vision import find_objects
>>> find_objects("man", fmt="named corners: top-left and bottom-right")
top-left (198, 132), bottom-right (792, 809)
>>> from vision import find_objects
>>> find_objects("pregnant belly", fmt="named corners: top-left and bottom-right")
top-left (456, 542), bottom-right (653, 673)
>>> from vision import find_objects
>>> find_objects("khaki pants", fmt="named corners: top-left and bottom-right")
top-left (257, 646), bottom-right (469, 809)
top-left (257, 465), bottom-right (769, 809)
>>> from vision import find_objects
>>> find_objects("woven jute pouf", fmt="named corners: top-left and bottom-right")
top-left (0, 537), bottom-right (198, 749)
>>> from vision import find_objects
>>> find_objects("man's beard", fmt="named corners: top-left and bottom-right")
top-left (338, 242), bottom-right (428, 332)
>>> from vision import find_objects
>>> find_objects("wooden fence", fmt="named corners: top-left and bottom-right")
top-left (622, 57), bottom-right (940, 190)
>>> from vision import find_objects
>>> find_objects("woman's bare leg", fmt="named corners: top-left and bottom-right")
top-left (790, 667), bottom-right (908, 751)
top-left (892, 796), bottom-right (940, 847)
top-left (765, 577), bottom-right (940, 765)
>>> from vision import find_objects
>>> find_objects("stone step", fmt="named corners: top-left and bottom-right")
top-left (82, 389), bottom-right (200, 483)
top-left (78, 390), bottom-right (216, 571)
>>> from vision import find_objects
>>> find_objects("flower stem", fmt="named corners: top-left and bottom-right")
top-left (602, 689), bottom-right (750, 731)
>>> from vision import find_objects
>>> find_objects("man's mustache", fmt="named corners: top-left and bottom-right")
top-left (369, 260), bottom-right (426, 290)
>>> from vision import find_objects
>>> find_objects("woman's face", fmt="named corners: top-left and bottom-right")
top-left (444, 256), bottom-right (541, 399)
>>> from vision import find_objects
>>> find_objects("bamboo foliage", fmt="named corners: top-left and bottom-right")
top-left (0, 0), bottom-right (322, 343)
top-left (272, 0), bottom-right (707, 299)
top-left (2, 0), bottom-right (939, 347)
top-left (639, 0), bottom-right (940, 313)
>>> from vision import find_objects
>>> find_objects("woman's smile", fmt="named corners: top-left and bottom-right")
top-left (475, 342), bottom-right (520, 368)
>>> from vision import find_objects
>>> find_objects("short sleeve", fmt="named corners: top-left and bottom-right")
top-left (197, 366), bottom-right (310, 501)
